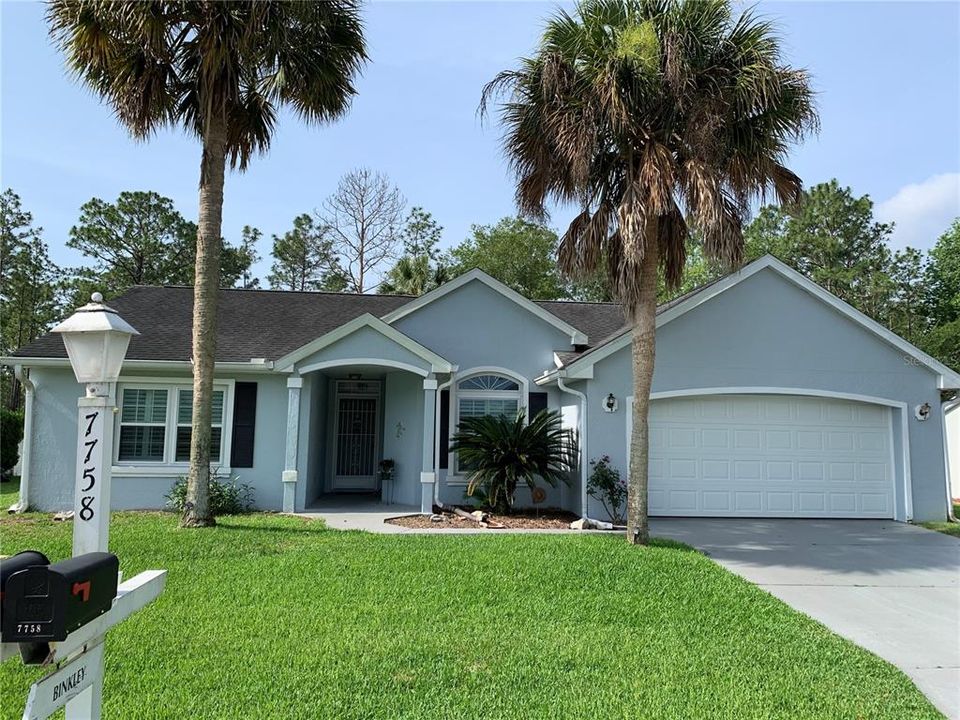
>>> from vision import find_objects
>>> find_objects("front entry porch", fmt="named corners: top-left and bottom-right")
top-left (272, 312), bottom-right (453, 514)
top-left (282, 363), bottom-right (445, 514)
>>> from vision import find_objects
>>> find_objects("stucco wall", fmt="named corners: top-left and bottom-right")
top-left (382, 371), bottom-right (425, 507)
top-left (23, 367), bottom-right (82, 511)
top-left (583, 267), bottom-right (949, 521)
top-left (393, 280), bottom-right (567, 378)
top-left (24, 368), bottom-right (289, 512)
top-left (292, 325), bottom-right (434, 375)
top-left (393, 280), bottom-right (573, 510)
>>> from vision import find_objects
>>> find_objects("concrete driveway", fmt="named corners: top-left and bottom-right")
top-left (651, 519), bottom-right (960, 719)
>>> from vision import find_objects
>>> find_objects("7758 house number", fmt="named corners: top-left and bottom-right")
top-left (15, 623), bottom-right (44, 635)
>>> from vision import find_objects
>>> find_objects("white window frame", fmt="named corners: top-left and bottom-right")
top-left (113, 378), bottom-right (235, 476)
top-left (449, 367), bottom-right (528, 483)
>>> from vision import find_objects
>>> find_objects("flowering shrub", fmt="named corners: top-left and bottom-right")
top-left (586, 455), bottom-right (626, 524)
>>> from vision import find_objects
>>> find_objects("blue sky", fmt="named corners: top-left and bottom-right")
top-left (2, 1), bottom-right (958, 285)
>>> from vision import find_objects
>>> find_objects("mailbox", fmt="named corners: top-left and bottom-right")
top-left (0, 551), bottom-right (50, 600)
top-left (1, 552), bottom-right (118, 643)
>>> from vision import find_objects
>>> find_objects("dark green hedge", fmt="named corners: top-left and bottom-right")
top-left (1, 408), bottom-right (24, 476)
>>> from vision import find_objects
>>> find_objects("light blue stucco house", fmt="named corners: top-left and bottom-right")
top-left (5, 256), bottom-right (959, 522)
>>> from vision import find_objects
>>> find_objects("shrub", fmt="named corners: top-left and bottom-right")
top-left (450, 409), bottom-right (574, 514)
top-left (1, 408), bottom-right (24, 478)
top-left (166, 470), bottom-right (254, 516)
top-left (586, 455), bottom-right (627, 524)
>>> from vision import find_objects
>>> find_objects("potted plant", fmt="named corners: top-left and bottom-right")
top-left (378, 459), bottom-right (396, 504)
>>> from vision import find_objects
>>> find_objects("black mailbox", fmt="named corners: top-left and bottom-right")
top-left (1, 552), bottom-right (118, 643)
top-left (1, 551), bottom-right (50, 599)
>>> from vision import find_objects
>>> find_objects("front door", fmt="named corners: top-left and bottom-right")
top-left (333, 382), bottom-right (380, 491)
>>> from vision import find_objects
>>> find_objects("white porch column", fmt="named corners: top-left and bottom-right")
top-left (420, 377), bottom-right (437, 513)
top-left (282, 375), bottom-right (303, 513)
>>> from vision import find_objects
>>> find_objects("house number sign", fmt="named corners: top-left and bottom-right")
top-left (76, 410), bottom-right (102, 522)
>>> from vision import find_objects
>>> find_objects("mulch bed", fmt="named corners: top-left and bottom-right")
top-left (387, 507), bottom-right (580, 530)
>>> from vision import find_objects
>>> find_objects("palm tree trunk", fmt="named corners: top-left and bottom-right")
top-left (181, 115), bottom-right (226, 528)
top-left (627, 220), bottom-right (659, 546)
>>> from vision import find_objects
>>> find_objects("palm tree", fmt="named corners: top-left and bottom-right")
top-left (450, 409), bottom-right (574, 515)
top-left (483, 0), bottom-right (817, 544)
top-left (380, 255), bottom-right (451, 295)
top-left (48, 1), bottom-right (367, 527)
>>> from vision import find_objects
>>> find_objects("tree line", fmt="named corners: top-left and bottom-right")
top-left (2, 175), bottom-right (958, 411)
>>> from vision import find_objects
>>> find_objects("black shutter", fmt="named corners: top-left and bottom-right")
top-left (438, 389), bottom-right (450, 470)
top-left (528, 391), bottom-right (548, 418)
top-left (230, 382), bottom-right (258, 468)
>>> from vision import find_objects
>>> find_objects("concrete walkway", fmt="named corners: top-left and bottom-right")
top-left (651, 518), bottom-right (960, 719)
top-left (300, 496), bottom-right (419, 533)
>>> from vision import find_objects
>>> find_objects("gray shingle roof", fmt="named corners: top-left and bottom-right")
top-left (12, 285), bottom-right (629, 363)
top-left (537, 300), bottom-right (626, 345)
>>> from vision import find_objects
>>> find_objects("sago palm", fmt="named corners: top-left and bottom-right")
top-left (450, 409), bottom-right (574, 514)
top-left (48, 1), bottom-right (367, 526)
top-left (483, 0), bottom-right (817, 543)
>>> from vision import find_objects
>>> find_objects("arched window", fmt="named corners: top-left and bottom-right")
top-left (454, 372), bottom-right (523, 473)
top-left (457, 374), bottom-right (521, 422)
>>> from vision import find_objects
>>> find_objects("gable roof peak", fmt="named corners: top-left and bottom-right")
top-left (382, 268), bottom-right (589, 345)
top-left (541, 253), bottom-right (960, 389)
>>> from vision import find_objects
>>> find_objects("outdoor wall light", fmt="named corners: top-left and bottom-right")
top-left (914, 402), bottom-right (931, 421)
top-left (603, 393), bottom-right (618, 413)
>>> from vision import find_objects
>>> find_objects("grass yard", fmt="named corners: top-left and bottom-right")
top-left (0, 513), bottom-right (942, 719)
top-left (920, 502), bottom-right (960, 538)
top-left (0, 479), bottom-right (18, 509)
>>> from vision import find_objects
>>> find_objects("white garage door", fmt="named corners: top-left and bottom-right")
top-left (641, 394), bottom-right (894, 518)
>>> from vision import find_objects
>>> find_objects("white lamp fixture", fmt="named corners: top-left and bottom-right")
top-left (603, 393), bottom-right (618, 413)
top-left (52, 292), bottom-right (139, 392)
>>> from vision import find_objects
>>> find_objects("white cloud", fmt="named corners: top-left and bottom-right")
top-left (876, 173), bottom-right (960, 251)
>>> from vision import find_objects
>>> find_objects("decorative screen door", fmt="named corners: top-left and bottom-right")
top-left (333, 381), bottom-right (380, 491)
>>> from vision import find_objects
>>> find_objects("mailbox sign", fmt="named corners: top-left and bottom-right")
top-left (22, 641), bottom-right (105, 720)
top-left (1, 552), bottom-right (118, 643)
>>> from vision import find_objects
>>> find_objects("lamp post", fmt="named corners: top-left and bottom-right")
top-left (53, 292), bottom-right (139, 556)
top-left (52, 292), bottom-right (138, 720)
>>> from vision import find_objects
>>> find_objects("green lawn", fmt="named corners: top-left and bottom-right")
top-left (920, 502), bottom-right (960, 538)
top-left (0, 478), bottom-right (18, 509)
top-left (0, 513), bottom-right (942, 719)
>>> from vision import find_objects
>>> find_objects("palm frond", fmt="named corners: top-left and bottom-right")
top-left (47, 0), bottom-right (367, 171)
top-left (482, 0), bottom-right (817, 315)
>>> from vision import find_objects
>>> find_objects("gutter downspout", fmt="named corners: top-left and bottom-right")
top-left (557, 375), bottom-right (589, 519)
top-left (9, 365), bottom-right (34, 513)
top-left (433, 371), bottom-right (456, 510)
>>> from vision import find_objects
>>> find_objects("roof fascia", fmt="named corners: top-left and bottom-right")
top-left (0, 357), bottom-right (276, 373)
